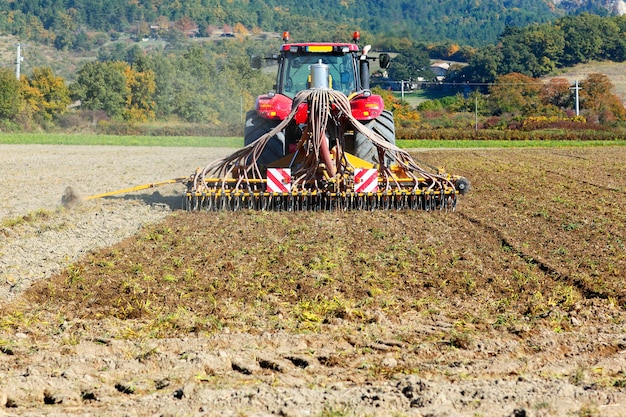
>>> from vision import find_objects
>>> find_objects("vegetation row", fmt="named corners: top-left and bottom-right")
top-left (1, 0), bottom-right (606, 48)
top-left (0, 11), bottom-right (625, 137)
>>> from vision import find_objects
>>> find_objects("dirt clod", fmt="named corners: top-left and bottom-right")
top-left (61, 186), bottom-right (81, 209)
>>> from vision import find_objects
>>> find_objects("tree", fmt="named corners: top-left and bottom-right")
top-left (0, 68), bottom-right (21, 119)
top-left (541, 78), bottom-right (573, 112)
top-left (123, 66), bottom-right (156, 122)
top-left (139, 52), bottom-right (177, 119)
top-left (20, 76), bottom-right (45, 119)
top-left (71, 61), bottom-right (129, 118)
top-left (462, 46), bottom-right (502, 84)
top-left (499, 24), bottom-right (564, 77)
top-left (579, 73), bottom-right (626, 122)
top-left (488, 73), bottom-right (543, 116)
top-left (72, 60), bottom-right (159, 121)
top-left (25, 67), bottom-right (71, 120)
top-left (388, 45), bottom-right (433, 81)
top-left (558, 13), bottom-right (606, 66)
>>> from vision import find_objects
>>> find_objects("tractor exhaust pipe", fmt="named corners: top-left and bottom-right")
top-left (360, 45), bottom-right (371, 90)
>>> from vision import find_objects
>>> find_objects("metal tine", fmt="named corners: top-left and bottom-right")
top-left (184, 188), bottom-right (459, 212)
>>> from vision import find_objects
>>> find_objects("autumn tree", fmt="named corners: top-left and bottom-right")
top-left (174, 16), bottom-right (198, 37)
top-left (579, 73), bottom-right (626, 123)
top-left (233, 23), bottom-right (248, 35)
top-left (123, 66), bottom-right (156, 122)
top-left (19, 75), bottom-right (44, 120)
top-left (22, 67), bottom-right (71, 120)
top-left (541, 77), bottom-right (573, 113)
top-left (487, 73), bottom-right (543, 116)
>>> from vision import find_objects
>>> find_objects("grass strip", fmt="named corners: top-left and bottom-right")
top-left (397, 139), bottom-right (626, 148)
top-left (1, 133), bottom-right (625, 149)
top-left (0, 133), bottom-right (243, 147)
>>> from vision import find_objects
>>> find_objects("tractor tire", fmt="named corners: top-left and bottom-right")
top-left (244, 110), bottom-right (286, 167)
top-left (354, 110), bottom-right (396, 167)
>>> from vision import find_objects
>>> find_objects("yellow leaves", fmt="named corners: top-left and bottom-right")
top-left (233, 23), bottom-right (248, 35)
top-left (122, 66), bottom-right (156, 122)
top-left (371, 86), bottom-right (421, 124)
top-left (447, 43), bottom-right (461, 57)
top-left (522, 115), bottom-right (586, 128)
top-left (19, 79), bottom-right (44, 115)
top-left (19, 67), bottom-right (71, 120)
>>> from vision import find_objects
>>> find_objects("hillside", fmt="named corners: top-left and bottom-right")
top-left (545, 60), bottom-right (626, 98)
top-left (0, 35), bottom-right (92, 83)
top-left (1, 0), bottom-right (624, 48)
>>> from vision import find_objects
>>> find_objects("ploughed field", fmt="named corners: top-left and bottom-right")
top-left (1, 146), bottom-right (625, 416)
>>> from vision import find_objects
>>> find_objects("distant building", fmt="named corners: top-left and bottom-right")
top-left (430, 62), bottom-right (450, 81)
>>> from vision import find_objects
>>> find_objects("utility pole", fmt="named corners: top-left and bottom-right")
top-left (16, 43), bottom-right (24, 80)
top-left (570, 80), bottom-right (581, 116)
top-left (475, 94), bottom-right (478, 132)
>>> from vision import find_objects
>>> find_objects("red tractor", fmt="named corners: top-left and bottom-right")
top-left (183, 31), bottom-right (468, 211)
top-left (245, 31), bottom-right (395, 167)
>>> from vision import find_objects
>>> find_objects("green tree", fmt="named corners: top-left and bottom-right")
top-left (136, 53), bottom-right (178, 119)
top-left (169, 45), bottom-right (217, 123)
top-left (558, 13), bottom-right (606, 66)
top-left (462, 46), bottom-right (502, 84)
top-left (71, 61), bottom-right (129, 118)
top-left (388, 45), bottom-right (434, 81)
top-left (499, 24), bottom-right (564, 77)
top-left (0, 68), bottom-right (21, 119)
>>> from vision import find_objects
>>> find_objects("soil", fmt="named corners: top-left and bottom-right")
top-left (1, 144), bottom-right (626, 417)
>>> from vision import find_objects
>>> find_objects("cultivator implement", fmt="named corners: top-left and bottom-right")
top-left (185, 189), bottom-right (457, 212)
top-left (184, 87), bottom-right (469, 212)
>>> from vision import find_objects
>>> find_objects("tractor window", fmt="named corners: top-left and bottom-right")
top-left (282, 53), bottom-right (356, 98)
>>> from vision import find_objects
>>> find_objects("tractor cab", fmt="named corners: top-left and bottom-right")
top-left (251, 31), bottom-right (390, 100)
top-left (280, 50), bottom-right (357, 97)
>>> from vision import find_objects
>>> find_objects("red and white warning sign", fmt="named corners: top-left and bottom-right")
top-left (266, 168), bottom-right (291, 192)
top-left (354, 168), bottom-right (379, 193)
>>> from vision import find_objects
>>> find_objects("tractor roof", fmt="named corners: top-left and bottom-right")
top-left (281, 43), bottom-right (360, 53)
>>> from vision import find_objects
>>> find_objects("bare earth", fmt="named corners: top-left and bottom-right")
top-left (1, 144), bottom-right (626, 417)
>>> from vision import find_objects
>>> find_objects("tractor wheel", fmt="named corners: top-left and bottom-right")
top-left (244, 110), bottom-right (286, 166)
top-left (354, 110), bottom-right (396, 166)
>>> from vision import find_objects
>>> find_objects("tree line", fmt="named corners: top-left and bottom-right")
top-left (0, 38), bottom-right (278, 132)
top-left (383, 13), bottom-right (626, 85)
top-left (2, 42), bottom-right (623, 135)
top-left (1, 0), bottom-right (613, 51)
top-left (1, 11), bottom-right (626, 133)
top-left (451, 13), bottom-right (626, 84)
top-left (414, 72), bottom-right (625, 126)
